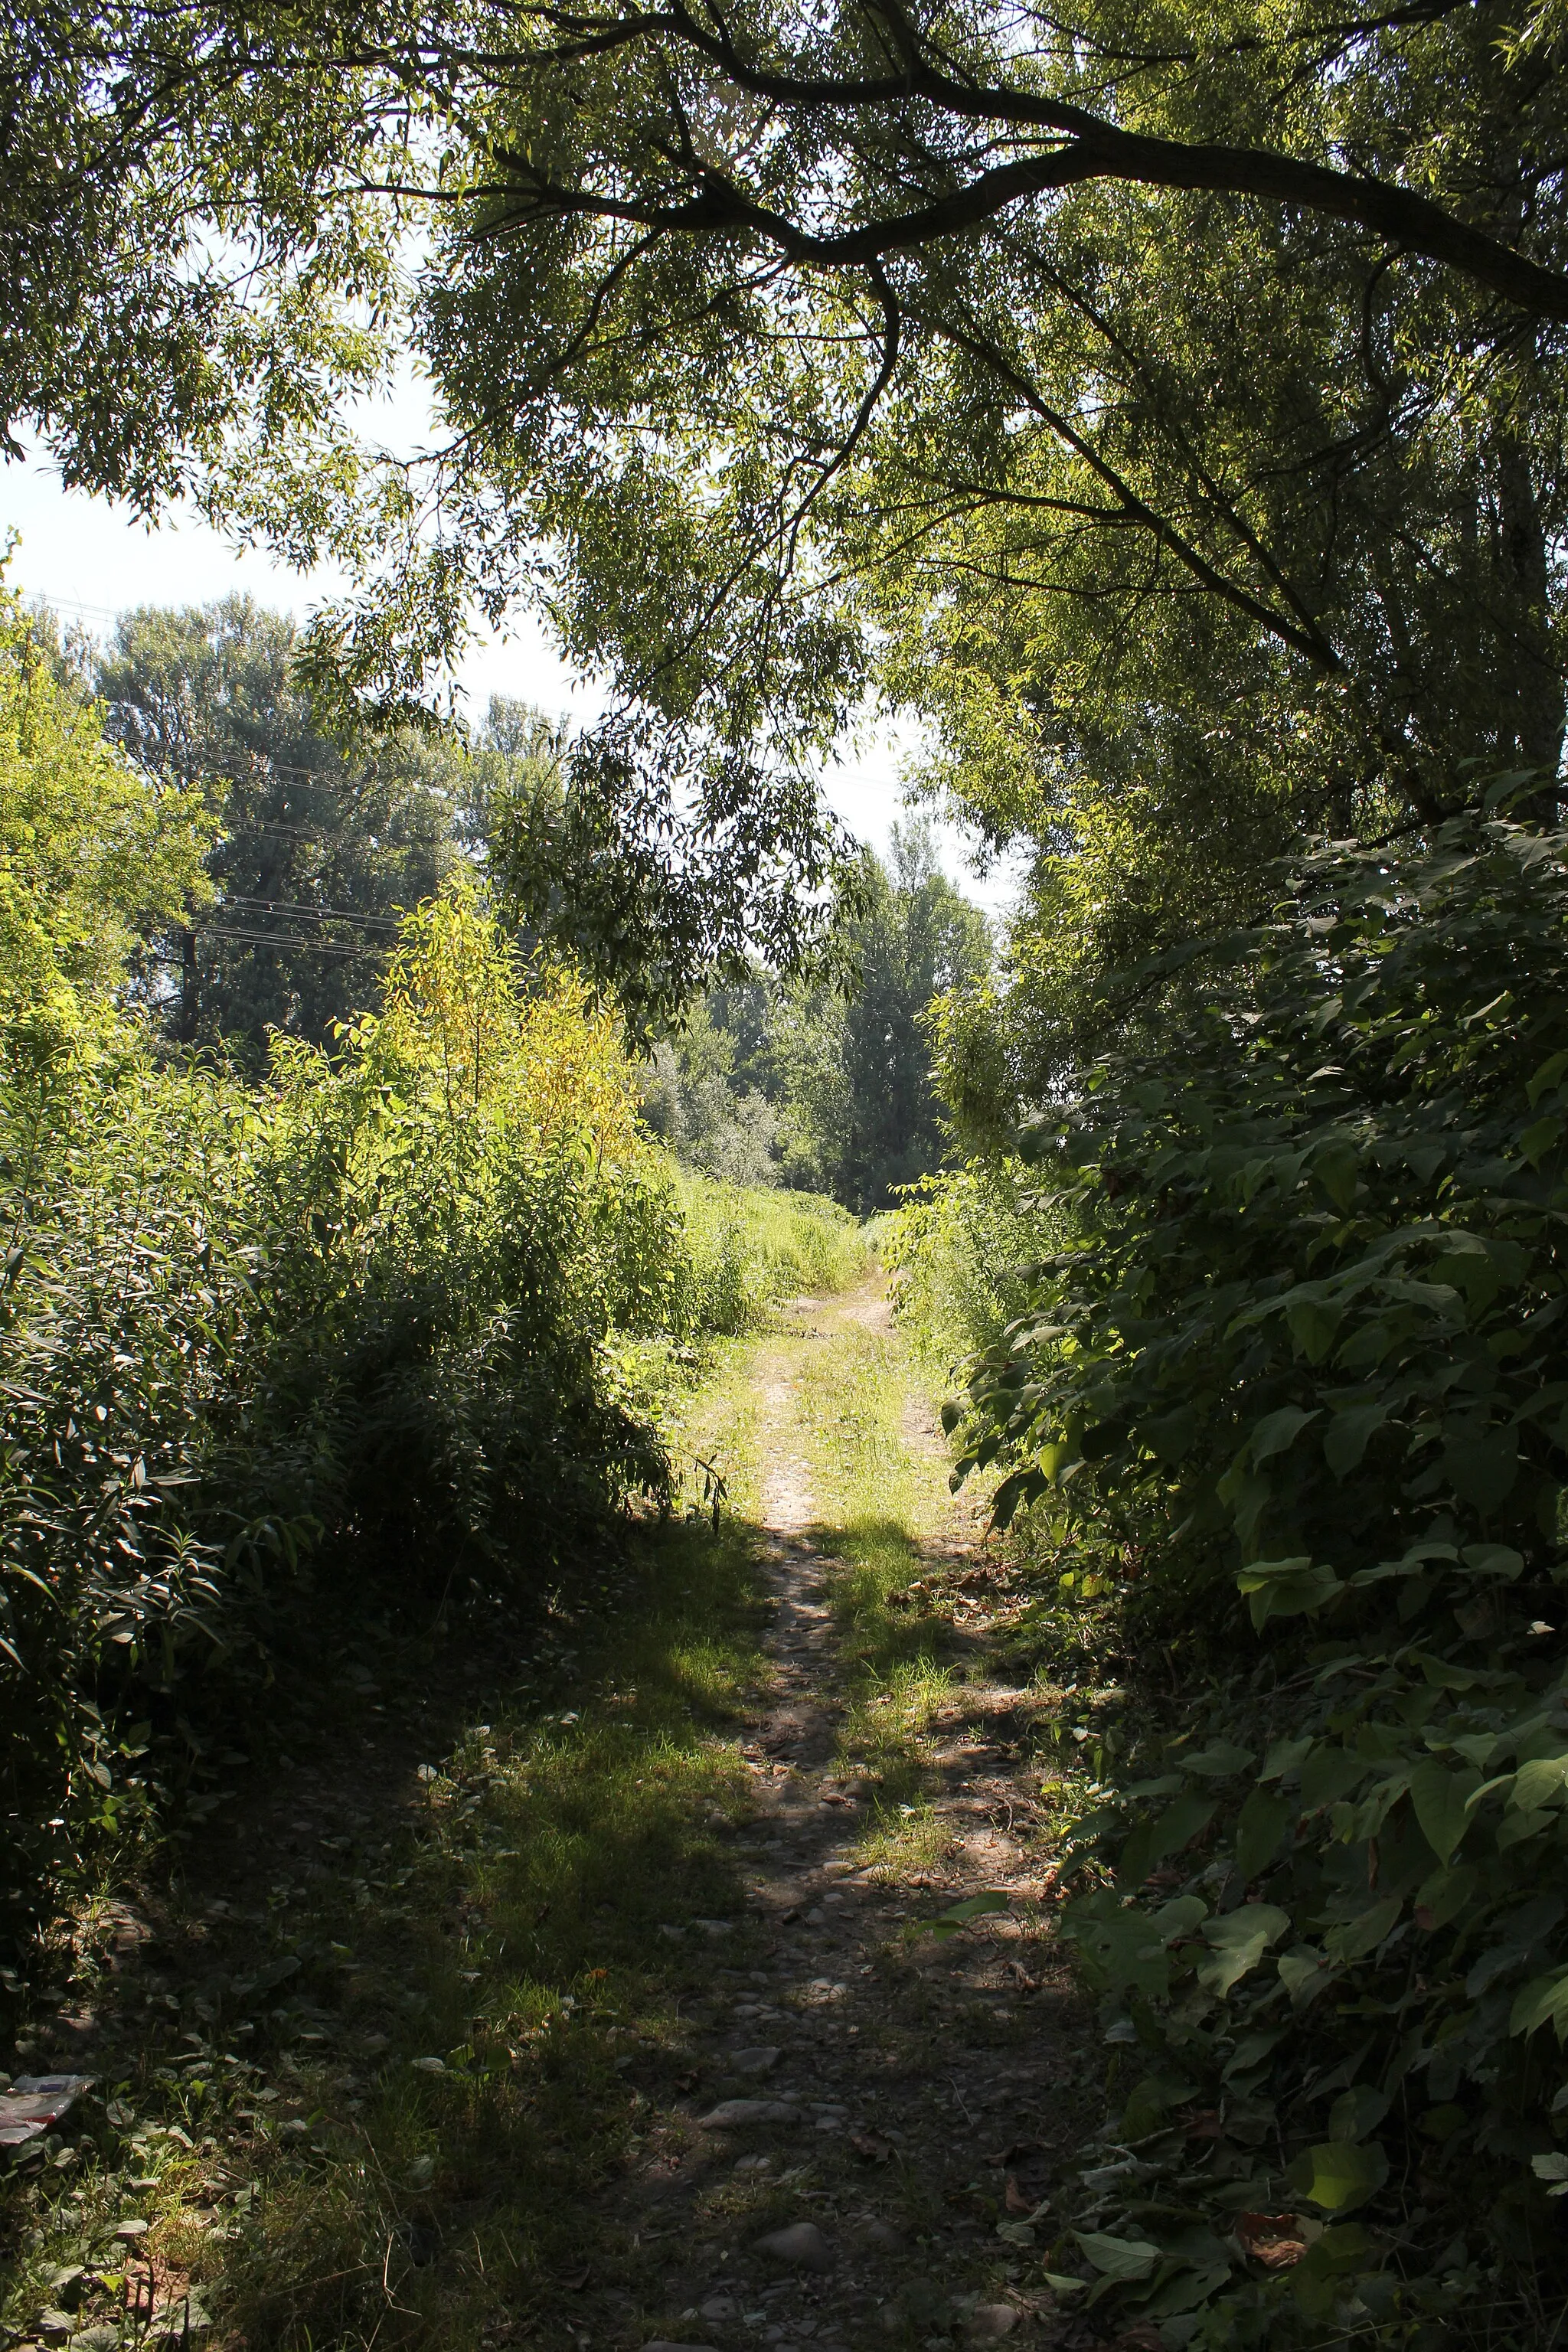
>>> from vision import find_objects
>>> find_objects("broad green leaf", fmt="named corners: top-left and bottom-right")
top-left (1196, 1903), bottom-right (1292, 1995)
top-left (923, 1890), bottom-right (1010, 1939)
top-left (1260, 1735), bottom-right (1314, 1782)
top-left (1287, 1300), bottom-right (1342, 1364)
top-left (1511, 1756), bottom-right (1568, 1812)
top-left (1278, 1945), bottom-right (1336, 2006)
top-left (1459, 1542), bottom-right (1524, 1579)
top-left (1145, 1405), bottom-right (1197, 1462)
top-left (1236, 1556), bottom-right (1343, 1628)
top-left (1181, 1740), bottom-right (1256, 1779)
top-left (1299, 1747), bottom-right (1367, 1810)
top-left (1328, 2085), bottom-right (1390, 2142)
top-left (1250, 1406), bottom-right (1320, 1466)
top-left (1323, 1400), bottom-right (1387, 1477)
top-left (1443, 1425), bottom-right (1520, 1513)
top-left (1314, 1139), bottom-right (1359, 1212)
top-left (1511, 1968), bottom-right (1568, 2040)
top-left (1410, 1759), bottom-right (1481, 1863)
top-left (1286, 2139), bottom-right (1390, 2212)
top-left (1234, 1786), bottom-right (1292, 1877)
top-left (1326, 1896), bottom-right (1402, 1962)
top-left (1413, 1863), bottom-right (1478, 1931)
top-left (1073, 2231), bottom-right (1159, 2282)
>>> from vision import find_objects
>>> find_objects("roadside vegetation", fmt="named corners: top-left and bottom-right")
top-left (14, 1), bottom-right (1568, 2342)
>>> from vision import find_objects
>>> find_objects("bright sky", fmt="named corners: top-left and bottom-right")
top-left (2, 443), bottom-right (1021, 915)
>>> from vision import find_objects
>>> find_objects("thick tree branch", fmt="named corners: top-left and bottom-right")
top-left (505, 1), bottom-right (1568, 320)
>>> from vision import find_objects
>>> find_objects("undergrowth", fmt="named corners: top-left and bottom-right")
top-left (0, 1505), bottom-right (772, 2352)
top-left (897, 808), bottom-right (1568, 2350)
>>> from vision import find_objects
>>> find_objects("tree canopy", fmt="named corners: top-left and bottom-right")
top-left (98, 597), bottom-right (460, 1060)
top-left (9, 0), bottom-right (1568, 1011)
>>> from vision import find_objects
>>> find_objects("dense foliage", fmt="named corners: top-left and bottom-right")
top-left (96, 597), bottom-right (462, 1059)
top-left (0, 598), bottom-right (859, 1996)
top-left (923, 809), bottom-right (1568, 2343)
top-left (12, 0), bottom-right (1568, 1014)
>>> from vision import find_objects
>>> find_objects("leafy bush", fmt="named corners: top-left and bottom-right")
top-left (0, 876), bottom-right (686, 1976)
top-left (948, 813), bottom-right (1568, 2345)
top-left (879, 1161), bottom-right (1054, 1374)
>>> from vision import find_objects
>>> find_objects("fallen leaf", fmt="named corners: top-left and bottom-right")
top-left (1004, 2175), bottom-right (1034, 2216)
top-left (1183, 2109), bottom-right (1224, 2140)
top-left (1109, 2328), bottom-right (1166, 2350)
top-left (1236, 2212), bottom-right (1307, 2271)
top-left (850, 2131), bottom-right (893, 2161)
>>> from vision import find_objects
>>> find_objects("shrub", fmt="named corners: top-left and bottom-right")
top-left (0, 882), bottom-right (683, 1975)
top-left (878, 1161), bottom-right (1054, 1373)
top-left (949, 812), bottom-right (1568, 2345)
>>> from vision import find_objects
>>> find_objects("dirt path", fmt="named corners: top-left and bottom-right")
top-left (1, 1276), bottom-right (1095, 2352)
top-left (604, 1282), bottom-right (1089, 2352)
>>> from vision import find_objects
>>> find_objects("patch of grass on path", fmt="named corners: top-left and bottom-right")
top-left (781, 1299), bottom-right (978, 1863)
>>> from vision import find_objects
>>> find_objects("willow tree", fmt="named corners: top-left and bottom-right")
top-left (8, 0), bottom-right (1568, 1014)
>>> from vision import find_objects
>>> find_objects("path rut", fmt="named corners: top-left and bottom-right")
top-left (606, 1285), bottom-right (1087, 2352)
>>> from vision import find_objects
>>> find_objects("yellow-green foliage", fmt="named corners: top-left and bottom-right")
top-left (671, 1171), bottom-right (867, 1333)
top-left (0, 876), bottom-right (710, 1965)
top-left (0, 585), bottom-right (209, 1070)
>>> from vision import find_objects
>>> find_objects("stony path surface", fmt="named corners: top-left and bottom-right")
top-left (602, 1286), bottom-right (1090, 2352)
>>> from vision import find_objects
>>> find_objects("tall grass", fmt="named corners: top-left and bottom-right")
top-left (671, 1171), bottom-right (867, 1334)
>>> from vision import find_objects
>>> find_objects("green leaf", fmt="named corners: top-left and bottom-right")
top-left (1286, 2139), bottom-right (1390, 2213)
top-left (1459, 1541), bottom-right (1524, 1579)
top-left (1326, 1895), bottom-right (1402, 1962)
top-left (1145, 1405), bottom-right (1197, 1462)
top-left (1299, 1747), bottom-right (1367, 1810)
top-left (923, 1890), bottom-right (1010, 1939)
top-left (1235, 1786), bottom-right (1292, 1878)
top-left (1512, 1756), bottom-right (1568, 1811)
top-left (1236, 1556), bottom-right (1343, 1628)
top-left (1521, 1113), bottom-right (1563, 1168)
top-left (1328, 2085), bottom-right (1390, 2142)
top-left (1073, 2231), bottom-right (1159, 2282)
top-left (1259, 1735), bottom-right (1314, 1782)
top-left (1181, 1740), bottom-right (1256, 1779)
top-left (1511, 1968), bottom-right (1568, 2040)
top-left (1195, 1903), bottom-right (1292, 1995)
top-left (1410, 1759), bottom-right (1481, 1864)
top-left (1286, 1300), bottom-right (1342, 1364)
top-left (1250, 1406), bottom-right (1320, 1466)
top-left (1443, 1425), bottom-right (1520, 1513)
top-left (1314, 1139), bottom-right (1359, 1213)
top-left (1323, 1400), bottom-right (1386, 1478)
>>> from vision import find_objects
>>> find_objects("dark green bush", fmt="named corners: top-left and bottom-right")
top-left (954, 810), bottom-right (1568, 2345)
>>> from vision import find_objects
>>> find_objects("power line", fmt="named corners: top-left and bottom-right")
top-left (217, 896), bottom-right (404, 932)
top-left (196, 927), bottom-right (377, 960)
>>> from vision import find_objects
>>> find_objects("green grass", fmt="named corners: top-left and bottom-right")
top-left (675, 1174), bottom-right (868, 1333)
top-left (0, 1511), bottom-right (776, 2352)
